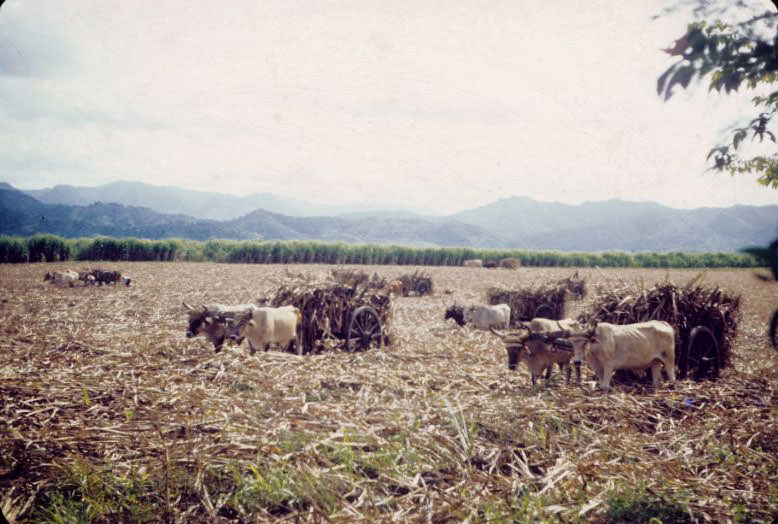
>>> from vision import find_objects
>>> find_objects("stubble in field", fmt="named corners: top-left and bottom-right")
top-left (1, 263), bottom-right (777, 522)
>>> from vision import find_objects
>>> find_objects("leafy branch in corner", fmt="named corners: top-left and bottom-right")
top-left (658, 10), bottom-right (778, 187)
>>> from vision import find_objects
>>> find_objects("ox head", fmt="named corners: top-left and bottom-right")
top-left (491, 327), bottom-right (534, 370)
top-left (444, 304), bottom-right (465, 326)
top-left (183, 302), bottom-right (231, 353)
top-left (561, 326), bottom-right (598, 365)
top-left (227, 310), bottom-right (254, 342)
top-left (44, 272), bottom-right (53, 281)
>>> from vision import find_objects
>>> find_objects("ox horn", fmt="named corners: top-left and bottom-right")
top-left (182, 301), bottom-right (194, 310)
top-left (490, 327), bottom-right (506, 339)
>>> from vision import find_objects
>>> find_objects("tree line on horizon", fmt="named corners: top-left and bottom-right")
top-left (0, 234), bottom-right (762, 269)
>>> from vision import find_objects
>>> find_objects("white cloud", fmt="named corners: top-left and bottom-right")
top-left (0, 0), bottom-right (776, 214)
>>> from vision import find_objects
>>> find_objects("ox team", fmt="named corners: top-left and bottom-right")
top-left (445, 303), bottom-right (675, 393)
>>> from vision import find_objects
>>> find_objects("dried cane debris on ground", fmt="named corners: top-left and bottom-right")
top-left (0, 264), bottom-right (776, 523)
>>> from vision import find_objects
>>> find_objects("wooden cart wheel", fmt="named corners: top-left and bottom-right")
top-left (416, 281), bottom-right (430, 296)
top-left (770, 309), bottom-right (778, 351)
top-left (346, 306), bottom-right (383, 352)
top-left (533, 303), bottom-right (555, 320)
top-left (686, 326), bottom-right (720, 381)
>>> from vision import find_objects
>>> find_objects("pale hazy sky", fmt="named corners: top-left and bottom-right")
top-left (1, 0), bottom-right (776, 214)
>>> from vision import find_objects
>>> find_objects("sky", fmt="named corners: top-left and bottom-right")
top-left (1, 0), bottom-right (777, 215)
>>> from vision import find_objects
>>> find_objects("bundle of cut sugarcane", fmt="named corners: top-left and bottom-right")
top-left (556, 271), bottom-right (587, 299)
top-left (265, 275), bottom-right (392, 353)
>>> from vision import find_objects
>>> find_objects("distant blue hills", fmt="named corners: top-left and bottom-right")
top-left (1, 181), bottom-right (776, 252)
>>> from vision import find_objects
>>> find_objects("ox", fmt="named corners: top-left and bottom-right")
top-left (568, 321), bottom-right (676, 392)
top-left (491, 317), bottom-right (580, 385)
top-left (388, 280), bottom-right (404, 296)
top-left (463, 259), bottom-right (483, 268)
top-left (228, 305), bottom-right (303, 355)
top-left (90, 269), bottom-right (130, 286)
top-left (78, 271), bottom-right (97, 285)
top-left (445, 303), bottom-right (510, 330)
top-left (528, 317), bottom-right (583, 383)
top-left (44, 270), bottom-right (79, 287)
top-left (183, 302), bottom-right (254, 353)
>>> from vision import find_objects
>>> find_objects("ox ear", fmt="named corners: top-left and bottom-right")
top-left (248, 319), bottom-right (256, 327)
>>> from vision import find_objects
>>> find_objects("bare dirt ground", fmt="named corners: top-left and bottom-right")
top-left (1, 263), bottom-right (777, 523)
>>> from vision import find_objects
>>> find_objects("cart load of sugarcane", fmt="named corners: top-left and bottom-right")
top-left (487, 283), bottom-right (567, 326)
top-left (577, 276), bottom-right (740, 381)
top-left (556, 271), bottom-right (587, 299)
top-left (262, 275), bottom-right (392, 354)
top-left (330, 269), bottom-right (388, 289)
top-left (397, 270), bottom-right (434, 296)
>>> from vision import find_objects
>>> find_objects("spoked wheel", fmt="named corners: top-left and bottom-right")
top-left (770, 309), bottom-right (778, 351)
top-left (346, 306), bottom-right (383, 352)
top-left (685, 325), bottom-right (721, 381)
top-left (416, 281), bottom-right (430, 296)
top-left (533, 303), bottom-right (555, 320)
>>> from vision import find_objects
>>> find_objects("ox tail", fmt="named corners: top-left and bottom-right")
top-left (295, 308), bottom-right (304, 356)
top-left (294, 307), bottom-right (302, 325)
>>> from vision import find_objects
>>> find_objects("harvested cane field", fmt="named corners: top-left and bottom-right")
top-left (1, 263), bottom-right (778, 523)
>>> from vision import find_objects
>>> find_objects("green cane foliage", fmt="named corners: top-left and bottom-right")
top-left (27, 234), bottom-right (70, 262)
top-left (0, 234), bottom-right (766, 268)
top-left (0, 236), bottom-right (29, 263)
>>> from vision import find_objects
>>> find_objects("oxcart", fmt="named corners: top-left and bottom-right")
top-left (487, 284), bottom-right (568, 325)
top-left (398, 270), bottom-right (433, 297)
top-left (578, 278), bottom-right (740, 381)
top-left (262, 277), bottom-right (391, 354)
top-left (486, 273), bottom-right (586, 325)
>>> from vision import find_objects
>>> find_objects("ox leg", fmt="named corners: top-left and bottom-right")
top-left (264, 343), bottom-right (270, 352)
top-left (564, 364), bottom-right (571, 385)
top-left (650, 362), bottom-right (662, 388)
top-left (295, 337), bottom-right (302, 356)
top-left (599, 365), bottom-right (613, 393)
top-left (248, 342), bottom-right (257, 355)
top-left (531, 374), bottom-right (538, 386)
top-left (507, 348), bottom-right (520, 371)
top-left (665, 357), bottom-right (676, 385)
top-left (544, 365), bottom-right (552, 381)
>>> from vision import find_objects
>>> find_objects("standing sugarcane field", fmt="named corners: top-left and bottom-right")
top-left (2, 262), bottom-right (777, 523)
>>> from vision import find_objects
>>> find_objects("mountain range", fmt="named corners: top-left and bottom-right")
top-left (2, 181), bottom-right (776, 252)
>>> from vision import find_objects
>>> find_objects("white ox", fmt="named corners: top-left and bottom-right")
top-left (229, 305), bottom-right (303, 355)
top-left (44, 270), bottom-right (79, 287)
top-left (464, 303), bottom-right (510, 330)
top-left (569, 320), bottom-right (676, 392)
top-left (463, 259), bottom-right (483, 268)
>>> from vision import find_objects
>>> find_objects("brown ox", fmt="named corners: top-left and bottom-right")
top-left (493, 327), bottom-right (575, 385)
top-left (183, 302), bottom-right (254, 353)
